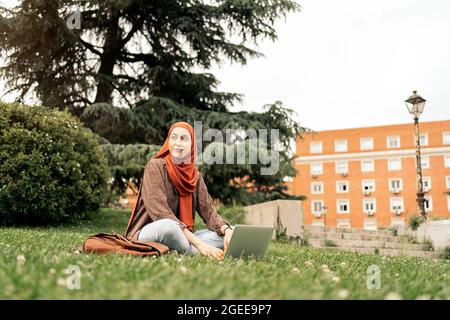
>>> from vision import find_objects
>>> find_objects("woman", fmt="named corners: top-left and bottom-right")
top-left (124, 122), bottom-right (234, 260)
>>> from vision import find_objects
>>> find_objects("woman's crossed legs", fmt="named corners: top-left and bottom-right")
top-left (137, 218), bottom-right (224, 254)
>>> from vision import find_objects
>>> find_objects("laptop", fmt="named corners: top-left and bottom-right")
top-left (224, 224), bottom-right (274, 259)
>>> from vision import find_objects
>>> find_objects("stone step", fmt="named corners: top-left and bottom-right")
top-left (304, 226), bottom-right (395, 237)
top-left (308, 239), bottom-right (430, 251)
top-left (305, 232), bottom-right (410, 243)
top-left (313, 246), bottom-right (442, 259)
top-left (379, 241), bottom-right (432, 250)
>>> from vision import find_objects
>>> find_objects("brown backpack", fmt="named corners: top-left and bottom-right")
top-left (80, 183), bottom-right (170, 257)
top-left (81, 232), bottom-right (169, 256)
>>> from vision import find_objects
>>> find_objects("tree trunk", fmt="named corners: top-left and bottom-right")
top-left (94, 15), bottom-right (121, 104)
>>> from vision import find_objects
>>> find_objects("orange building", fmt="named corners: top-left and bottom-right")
top-left (290, 120), bottom-right (450, 230)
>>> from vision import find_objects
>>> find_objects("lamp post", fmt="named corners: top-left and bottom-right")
top-left (322, 205), bottom-right (328, 227)
top-left (405, 90), bottom-right (427, 219)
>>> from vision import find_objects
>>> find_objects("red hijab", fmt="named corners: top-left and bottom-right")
top-left (154, 122), bottom-right (198, 231)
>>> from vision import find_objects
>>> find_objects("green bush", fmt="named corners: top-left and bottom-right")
top-left (0, 102), bottom-right (110, 225)
top-left (421, 237), bottom-right (434, 251)
top-left (194, 205), bottom-right (246, 230)
top-left (440, 246), bottom-right (450, 260)
top-left (408, 215), bottom-right (425, 231)
top-left (217, 205), bottom-right (246, 225)
top-left (324, 239), bottom-right (338, 247)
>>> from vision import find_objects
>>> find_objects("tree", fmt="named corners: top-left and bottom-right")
top-left (1, 0), bottom-right (308, 205)
top-left (1, 0), bottom-right (300, 123)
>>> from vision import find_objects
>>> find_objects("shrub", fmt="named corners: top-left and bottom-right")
top-left (274, 213), bottom-right (289, 242)
top-left (387, 226), bottom-right (399, 236)
top-left (440, 246), bottom-right (450, 260)
top-left (406, 234), bottom-right (419, 244)
top-left (0, 102), bottom-right (110, 225)
top-left (324, 239), bottom-right (338, 247)
top-left (194, 205), bottom-right (246, 231)
top-left (100, 143), bottom-right (160, 195)
top-left (217, 205), bottom-right (246, 225)
top-left (408, 215), bottom-right (425, 231)
top-left (421, 237), bottom-right (434, 251)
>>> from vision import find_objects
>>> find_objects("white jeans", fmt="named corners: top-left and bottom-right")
top-left (137, 218), bottom-right (225, 254)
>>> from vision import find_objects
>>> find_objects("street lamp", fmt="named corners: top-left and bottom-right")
top-left (321, 205), bottom-right (328, 227)
top-left (405, 90), bottom-right (427, 219)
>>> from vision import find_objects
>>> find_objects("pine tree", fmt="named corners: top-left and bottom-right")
top-left (1, 0), bottom-right (300, 126)
top-left (1, 0), bottom-right (307, 205)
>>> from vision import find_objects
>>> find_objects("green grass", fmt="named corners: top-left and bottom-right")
top-left (1, 208), bottom-right (449, 300)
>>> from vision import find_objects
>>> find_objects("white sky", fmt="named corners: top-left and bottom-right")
top-left (211, 0), bottom-right (450, 131)
top-left (2, 0), bottom-right (450, 132)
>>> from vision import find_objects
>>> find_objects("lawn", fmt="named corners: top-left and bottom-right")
top-left (0, 208), bottom-right (449, 300)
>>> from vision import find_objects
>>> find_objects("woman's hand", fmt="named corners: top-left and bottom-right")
top-left (223, 228), bottom-right (233, 253)
top-left (197, 242), bottom-right (224, 260)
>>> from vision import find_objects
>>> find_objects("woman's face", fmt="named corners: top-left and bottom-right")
top-left (168, 127), bottom-right (192, 162)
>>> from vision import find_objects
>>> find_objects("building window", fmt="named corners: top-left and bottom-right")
top-left (335, 140), bottom-right (348, 153)
top-left (311, 163), bottom-right (323, 175)
top-left (422, 176), bottom-right (431, 192)
top-left (335, 161), bottom-right (348, 174)
top-left (443, 132), bottom-right (450, 145)
top-left (445, 155), bottom-right (450, 168)
top-left (387, 136), bottom-right (401, 148)
top-left (311, 182), bottom-right (324, 194)
top-left (361, 159), bottom-right (374, 172)
top-left (446, 176), bottom-right (450, 189)
top-left (419, 133), bottom-right (428, 146)
top-left (388, 158), bottom-right (402, 171)
top-left (336, 181), bottom-right (349, 193)
top-left (310, 141), bottom-right (323, 154)
top-left (360, 137), bottom-right (374, 150)
top-left (447, 195), bottom-right (450, 212)
top-left (311, 200), bottom-right (324, 216)
top-left (363, 198), bottom-right (376, 213)
top-left (389, 178), bottom-right (403, 192)
top-left (390, 197), bottom-right (404, 213)
top-left (420, 155), bottom-right (430, 169)
top-left (362, 179), bottom-right (376, 193)
top-left (424, 196), bottom-right (433, 213)
top-left (337, 199), bottom-right (350, 214)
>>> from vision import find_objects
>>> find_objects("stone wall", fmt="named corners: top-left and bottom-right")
top-left (243, 200), bottom-right (304, 239)
top-left (416, 220), bottom-right (450, 250)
